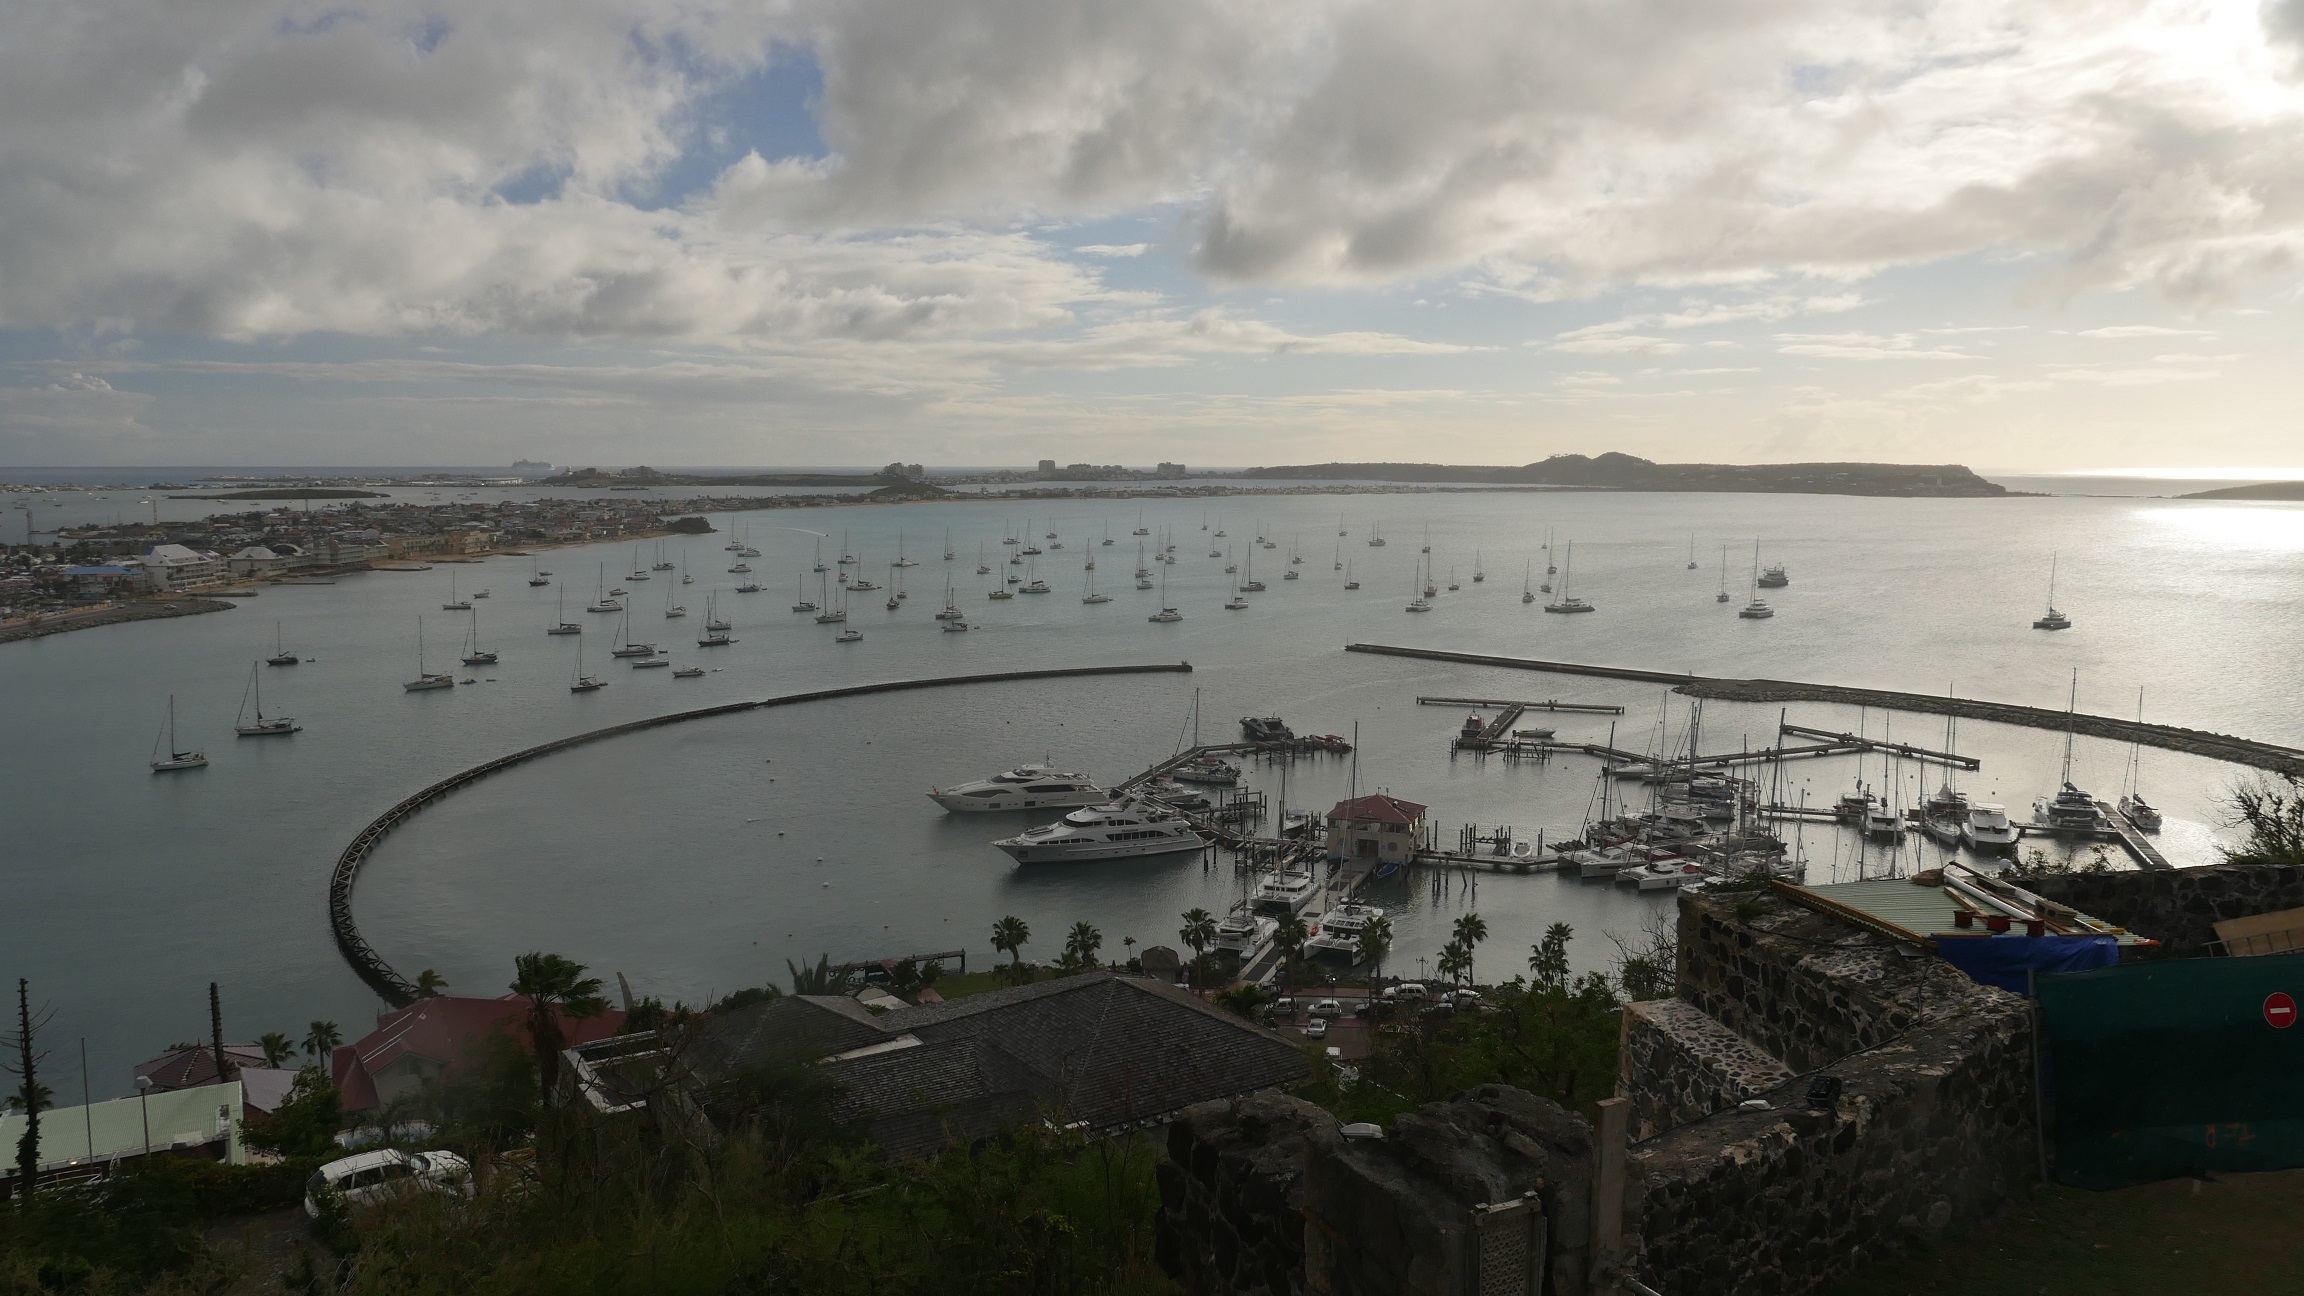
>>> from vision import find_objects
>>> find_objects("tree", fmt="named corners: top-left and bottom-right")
top-left (257, 1032), bottom-right (296, 1068)
top-left (1436, 939), bottom-right (1472, 987)
top-left (244, 1068), bottom-right (344, 1158)
top-left (1273, 911), bottom-right (1310, 990)
top-left (1062, 921), bottom-right (1103, 970)
top-left (510, 952), bottom-right (607, 1104)
top-left (787, 956), bottom-right (849, 996)
top-left (1179, 908), bottom-right (1218, 958)
top-left (414, 968), bottom-right (450, 998)
top-left (1355, 915), bottom-right (1393, 982)
top-left (10, 979), bottom-right (51, 1196)
top-left (2228, 773), bottom-right (2304, 864)
top-left (1452, 912), bottom-right (1488, 985)
top-left (302, 1020), bottom-right (342, 1064)
top-left (1528, 922), bottom-right (1574, 990)
top-left (991, 915), bottom-right (1032, 970)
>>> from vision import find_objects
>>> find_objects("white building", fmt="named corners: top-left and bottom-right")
top-left (141, 543), bottom-right (225, 590)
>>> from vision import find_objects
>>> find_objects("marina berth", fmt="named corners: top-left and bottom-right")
top-left (929, 763), bottom-right (1110, 813)
top-left (991, 798), bottom-right (1206, 863)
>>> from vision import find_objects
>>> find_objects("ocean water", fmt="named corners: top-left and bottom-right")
top-left (4, 487), bottom-right (2301, 1097)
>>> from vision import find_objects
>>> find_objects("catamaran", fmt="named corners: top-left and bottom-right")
top-left (2032, 553), bottom-right (2071, 630)
top-left (1739, 542), bottom-right (1775, 619)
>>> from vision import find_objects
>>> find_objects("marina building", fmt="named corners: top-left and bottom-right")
top-left (1323, 793), bottom-right (1429, 864)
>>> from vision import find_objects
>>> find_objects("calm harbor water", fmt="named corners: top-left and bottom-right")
top-left (5, 487), bottom-right (2301, 1096)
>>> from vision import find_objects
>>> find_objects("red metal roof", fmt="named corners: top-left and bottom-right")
top-left (331, 995), bottom-right (626, 1110)
top-left (1326, 793), bottom-right (1428, 825)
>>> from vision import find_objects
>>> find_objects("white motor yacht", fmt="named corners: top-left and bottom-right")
top-left (992, 799), bottom-right (1205, 863)
top-left (1212, 912), bottom-right (1278, 960)
top-left (929, 763), bottom-right (1109, 813)
top-left (1960, 804), bottom-right (2018, 853)
top-left (1616, 860), bottom-right (1705, 891)
top-left (1252, 870), bottom-right (1320, 912)
top-left (1304, 903), bottom-right (1387, 958)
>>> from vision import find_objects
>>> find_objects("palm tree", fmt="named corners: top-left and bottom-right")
top-left (1274, 911), bottom-right (1310, 989)
top-left (1436, 939), bottom-right (1472, 987)
top-left (1064, 921), bottom-right (1103, 969)
top-left (413, 969), bottom-right (449, 998)
top-left (1355, 915), bottom-right (1393, 984)
top-left (787, 955), bottom-right (850, 995)
top-left (1179, 908), bottom-right (1218, 958)
top-left (991, 915), bottom-right (1032, 971)
top-left (1528, 922), bottom-right (1574, 989)
top-left (256, 1032), bottom-right (295, 1068)
top-left (300, 1020), bottom-right (341, 1064)
top-left (1452, 912), bottom-right (1488, 986)
top-left (510, 952), bottom-right (608, 1103)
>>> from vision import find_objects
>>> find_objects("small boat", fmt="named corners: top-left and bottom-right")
top-left (835, 628), bottom-right (864, 643)
top-left (266, 622), bottom-right (299, 666)
top-left (471, 588), bottom-right (490, 599)
top-left (441, 574), bottom-right (470, 611)
top-left (405, 617), bottom-right (455, 691)
top-left (150, 695), bottom-right (208, 771)
top-left (2033, 554), bottom-right (2071, 630)
top-left (631, 656), bottom-right (671, 669)
top-left (673, 666), bottom-right (705, 678)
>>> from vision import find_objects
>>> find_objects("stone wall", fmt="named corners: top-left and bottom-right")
top-left (1159, 1087), bottom-right (1597, 1296)
top-left (1618, 999), bottom-right (1793, 1143)
top-left (2023, 862), bottom-right (2304, 957)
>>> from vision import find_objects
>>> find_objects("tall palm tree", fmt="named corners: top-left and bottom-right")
top-left (1179, 908), bottom-right (1218, 958)
top-left (413, 969), bottom-right (449, 998)
top-left (1355, 915), bottom-right (1393, 985)
top-left (1528, 922), bottom-right (1574, 989)
top-left (1274, 911), bottom-right (1310, 990)
top-left (1065, 921), bottom-right (1103, 969)
top-left (991, 915), bottom-right (1031, 970)
top-left (301, 1020), bottom-right (341, 1064)
top-left (510, 952), bottom-right (607, 1104)
top-left (1436, 939), bottom-right (1471, 987)
top-left (257, 1032), bottom-right (295, 1068)
top-left (1452, 912), bottom-right (1488, 986)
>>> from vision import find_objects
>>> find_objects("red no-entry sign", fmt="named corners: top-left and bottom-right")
top-left (2267, 992), bottom-right (2298, 1030)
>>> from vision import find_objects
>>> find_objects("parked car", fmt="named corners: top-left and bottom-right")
top-left (1272, 997), bottom-right (1296, 1018)
top-left (1302, 1018), bottom-right (1329, 1040)
top-left (304, 1149), bottom-right (474, 1218)
top-left (1309, 998), bottom-right (1344, 1018)
top-left (1386, 982), bottom-right (1429, 1001)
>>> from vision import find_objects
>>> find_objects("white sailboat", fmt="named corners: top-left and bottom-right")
top-left (2032, 553), bottom-right (2071, 630)
top-left (1521, 561), bottom-right (1534, 604)
top-left (2117, 689), bottom-right (2163, 831)
top-left (1738, 542), bottom-right (1775, 619)
top-left (1544, 543), bottom-right (1595, 614)
top-left (266, 621), bottom-right (299, 666)
top-left (405, 617), bottom-right (455, 690)
top-left (149, 695), bottom-right (208, 770)
top-left (234, 662), bottom-right (301, 736)
top-left (791, 575), bottom-right (817, 613)
top-left (1149, 564), bottom-right (1183, 621)
top-left (586, 564), bottom-right (620, 613)
top-left (547, 584), bottom-right (582, 635)
top-left (461, 607), bottom-right (500, 664)
top-left (569, 633), bottom-right (605, 692)
top-left (441, 573), bottom-right (470, 611)
top-left (1345, 561), bottom-right (1360, 591)
top-left (609, 605), bottom-right (656, 657)
top-left (1715, 546), bottom-right (1731, 604)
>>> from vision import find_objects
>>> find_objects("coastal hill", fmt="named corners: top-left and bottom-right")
top-left (2177, 481), bottom-right (2304, 501)
top-left (1242, 453), bottom-right (2007, 497)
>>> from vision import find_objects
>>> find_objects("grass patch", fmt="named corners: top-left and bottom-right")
top-left (1825, 1169), bottom-right (2304, 1296)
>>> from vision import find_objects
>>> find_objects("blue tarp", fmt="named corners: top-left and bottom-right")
top-left (1936, 933), bottom-right (2120, 994)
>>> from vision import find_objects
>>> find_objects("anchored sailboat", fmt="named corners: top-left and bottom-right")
top-left (234, 662), bottom-right (301, 735)
top-left (150, 695), bottom-right (208, 770)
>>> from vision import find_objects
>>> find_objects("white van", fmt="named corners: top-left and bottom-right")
top-left (304, 1149), bottom-right (474, 1217)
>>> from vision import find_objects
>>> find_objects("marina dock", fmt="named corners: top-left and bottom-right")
top-left (1416, 695), bottom-right (1624, 714)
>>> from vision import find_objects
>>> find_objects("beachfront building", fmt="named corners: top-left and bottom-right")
top-left (139, 543), bottom-right (224, 591)
top-left (1324, 793), bottom-right (1429, 864)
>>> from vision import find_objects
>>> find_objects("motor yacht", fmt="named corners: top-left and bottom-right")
top-left (735, 582), bottom-right (762, 593)
top-left (631, 657), bottom-right (670, 669)
top-left (1757, 564), bottom-right (1789, 588)
top-left (929, 763), bottom-right (1109, 813)
top-left (1960, 804), bottom-right (2017, 853)
top-left (673, 666), bottom-right (705, 678)
top-left (1212, 912), bottom-right (1278, 960)
top-left (835, 628), bottom-right (864, 642)
top-left (1304, 903), bottom-right (1387, 958)
top-left (1251, 870), bottom-right (1320, 912)
top-left (1616, 860), bottom-right (1705, 891)
top-left (1241, 716), bottom-right (1293, 743)
top-left (942, 618), bottom-right (970, 632)
top-left (992, 799), bottom-right (1205, 863)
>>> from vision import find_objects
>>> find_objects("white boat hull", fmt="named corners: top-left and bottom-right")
top-left (995, 835), bottom-right (1203, 863)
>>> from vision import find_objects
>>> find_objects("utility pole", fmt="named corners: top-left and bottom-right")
top-left (208, 982), bottom-right (230, 1085)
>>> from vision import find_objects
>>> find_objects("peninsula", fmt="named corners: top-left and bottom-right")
top-left (2177, 480), bottom-right (2304, 501)
top-left (1242, 453), bottom-right (2008, 497)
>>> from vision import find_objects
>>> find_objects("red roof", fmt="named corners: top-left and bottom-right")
top-left (135, 1043), bottom-right (271, 1091)
top-left (1327, 793), bottom-right (1428, 825)
top-left (331, 995), bottom-right (626, 1110)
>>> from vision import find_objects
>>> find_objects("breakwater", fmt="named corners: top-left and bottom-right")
top-left (0, 597), bottom-right (234, 645)
top-left (1346, 644), bottom-right (2304, 776)
top-left (329, 662), bottom-right (1194, 1005)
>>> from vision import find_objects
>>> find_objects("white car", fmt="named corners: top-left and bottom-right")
top-left (304, 1149), bottom-right (474, 1217)
top-left (1309, 999), bottom-right (1344, 1018)
top-left (1302, 1018), bottom-right (1329, 1040)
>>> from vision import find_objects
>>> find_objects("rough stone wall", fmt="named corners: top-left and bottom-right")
top-left (1622, 993), bottom-right (2036, 1295)
top-left (1618, 999), bottom-right (1794, 1142)
top-left (1159, 1086), bottom-right (1596, 1296)
top-left (1674, 891), bottom-right (1981, 1072)
top-left (2023, 862), bottom-right (2304, 957)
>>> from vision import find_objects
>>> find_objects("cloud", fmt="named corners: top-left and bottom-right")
top-left (1075, 243), bottom-right (1151, 257)
top-left (2151, 351), bottom-right (2241, 363)
top-left (2076, 325), bottom-right (2216, 338)
top-left (2046, 366), bottom-right (2220, 385)
top-left (1773, 332), bottom-right (1972, 360)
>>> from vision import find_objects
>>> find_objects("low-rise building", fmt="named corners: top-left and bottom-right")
top-left (331, 994), bottom-right (626, 1113)
top-left (140, 543), bottom-right (224, 590)
top-left (0, 1082), bottom-right (245, 1194)
top-left (1324, 793), bottom-right (1429, 864)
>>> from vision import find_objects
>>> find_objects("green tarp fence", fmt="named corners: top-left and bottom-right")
top-left (2037, 951), bottom-right (2304, 1190)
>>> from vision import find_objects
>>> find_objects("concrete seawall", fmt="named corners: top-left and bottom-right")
top-left (1346, 644), bottom-right (2304, 776)
top-left (330, 662), bottom-right (1195, 1005)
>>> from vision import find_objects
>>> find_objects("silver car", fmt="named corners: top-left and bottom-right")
top-left (303, 1149), bottom-right (474, 1218)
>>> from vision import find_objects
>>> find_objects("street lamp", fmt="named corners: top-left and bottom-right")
top-left (135, 1076), bottom-right (152, 1157)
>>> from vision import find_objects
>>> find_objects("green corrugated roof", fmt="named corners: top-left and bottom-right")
top-left (1796, 876), bottom-right (2147, 945)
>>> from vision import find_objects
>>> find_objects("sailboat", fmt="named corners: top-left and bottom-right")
top-left (937, 581), bottom-right (966, 619)
top-left (2034, 673), bottom-right (2106, 830)
top-left (149, 695), bottom-right (208, 770)
top-left (1544, 544), bottom-right (1595, 613)
top-left (2117, 690), bottom-right (2163, 831)
top-left (696, 592), bottom-right (737, 646)
top-left (791, 576), bottom-right (818, 613)
top-left (1521, 561), bottom-right (1534, 604)
top-left (1739, 543), bottom-right (1775, 619)
top-left (1333, 539), bottom-right (1343, 572)
top-left (1148, 564), bottom-right (1183, 622)
top-left (652, 541), bottom-right (675, 572)
top-left (234, 663), bottom-right (301, 735)
top-left (1367, 522), bottom-right (1385, 547)
top-left (1240, 547), bottom-right (1264, 592)
top-left (1471, 551), bottom-right (1484, 582)
top-left (894, 531), bottom-right (918, 567)
top-left (816, 573), bottom-right (847, 622)
top-left (1687, 534), bottom-right (1699, 570)
top-left (461, 607), bottom-right (500, 665)
top-left (1715, 546), bottom-right (1731, 604)
top-left (946, 529), bottom-right (958, 560)
top-left (1133, 508), bottom-right (1151, 536)
top-left (704, 592), bottom-right (733, 632)
top-left (442, 573), bottom-right (470, 611)
top-left (2033, 553), bottom-right (2071, 630)
top-left (1345, 561), bottom-right (1360, 591)
top-left (975, 542), bottom-right (991, 576)
top-left (663, 582), bottom-right (686, 618)
top-left (1446, 565), bottom-right (1460, 592)
top-left (1100, 523), bottom-right (1113, 547)
top-left (609, 605), bottom-right (656, 657)
top-left (813, 537), bottom-right (829, 574)
top-left (405, 618), bottom-right (455, 690)
top-left (1404, 561), bottom-right (1432, 612)
top-left (547, 584), bottom-right (582, 635)
top-left (528, 559), bottom-right (550, 588)
top-left (586, 565), bottom-right (620, 613)
top-left (681, 551), bottom-right (694, 585)
top-left (1225, 555), bottom-right (1249, 609)
top-left (569, 634), bottom-right (605, 692)
top-left (1083, 567), bottom-right (1111, 604)
top-left (267, 621), bottom-right (299, 666)
top-left (628, 544), bottom-right (651, 580)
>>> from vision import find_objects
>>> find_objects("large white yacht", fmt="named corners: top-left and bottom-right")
top-left (1212, 912), bottom-right (1278, 960)
top-left (991, 799), bottom-right (1205, 863)
top-left (1304, 902), bottom-right (1386, 958)
top-left (1960, 803), bottom-right (2018, 853)
top-left (1252, 870), bottom-right (1320, 912)
top-left (928, 763), bottom-right (1108, 813)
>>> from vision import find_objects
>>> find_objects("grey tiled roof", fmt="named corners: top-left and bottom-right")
top-left (689, 994), bottom-right (887, 1079)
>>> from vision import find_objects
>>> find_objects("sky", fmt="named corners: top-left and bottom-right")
top-left (3, 0), bottom-right (2303, 472)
